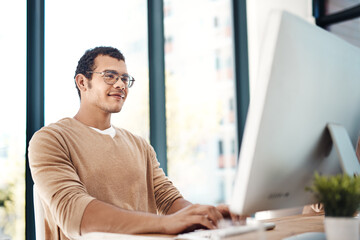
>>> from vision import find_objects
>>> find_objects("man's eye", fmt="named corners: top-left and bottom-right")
top-left (121, 76), bottom-right (129, 82)
top-left (104, 73), bottom-right (116, 79)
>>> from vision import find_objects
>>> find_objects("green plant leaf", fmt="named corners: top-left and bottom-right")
top-left (306, 172), bottom-right (360, 217)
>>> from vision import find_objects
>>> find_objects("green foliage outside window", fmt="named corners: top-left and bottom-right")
top-left (0, 187), bottom-right (12, 208)
top-left (0, 184), bottom-right (15, 235)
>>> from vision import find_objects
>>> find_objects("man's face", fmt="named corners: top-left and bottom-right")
top-left (83, 55), bottom-right (129, 114)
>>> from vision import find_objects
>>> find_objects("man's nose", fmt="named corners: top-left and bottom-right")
top-left (113, 78), bottom-right (126, 89)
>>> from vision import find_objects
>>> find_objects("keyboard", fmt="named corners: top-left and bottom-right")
top-left (175, 222), bottom-right (276, 240)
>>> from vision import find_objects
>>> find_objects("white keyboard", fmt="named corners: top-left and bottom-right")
top-left (176, 222), bottom-right (275, 240)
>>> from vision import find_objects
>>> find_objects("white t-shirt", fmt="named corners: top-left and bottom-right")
top-left (89, 125), bottom-right (116, 138)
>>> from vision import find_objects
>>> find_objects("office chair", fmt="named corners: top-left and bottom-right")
top-left (33, 185), bottom-right (45, 240)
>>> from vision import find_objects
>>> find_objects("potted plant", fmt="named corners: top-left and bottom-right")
top-left (306, 172), bottom-right (360, 240)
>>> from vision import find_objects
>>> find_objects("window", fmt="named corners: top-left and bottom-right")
top-left (313, 0), bottom-right (360, 47)
top-left (214, 17), bottom-right (219, 28)
top-left (218, 140), bottom-right (224, 156)
top-left (215, 54), bottom-right (221, 70)
top-left (325, 0), bottom-right (360, 47)
top-left (0, 0), bottom-right (26, 239)
top-left (164, 0), bottom-right (237, 205)
top-left (327, 18), bottom-right (360, 47)
top-left (45, 0), bottom-right (149, 138)
top-left (7, 0), bottom-right (252, 236)
top-left (325, 0), bottom-right (360, 14)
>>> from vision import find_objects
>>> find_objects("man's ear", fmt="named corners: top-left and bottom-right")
top-left (75, 74), bottom-right (88, 92)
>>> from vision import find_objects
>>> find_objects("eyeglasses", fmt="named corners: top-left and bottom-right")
top-left (87, 71), bottom-right (135, 88)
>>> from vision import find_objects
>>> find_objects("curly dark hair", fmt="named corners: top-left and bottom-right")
top-left (74, 46), bottom-right (125, 99)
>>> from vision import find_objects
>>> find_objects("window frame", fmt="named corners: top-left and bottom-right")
top-left (313, 0), bottom-right (360, 28)
top-left (26, 0), bottom-right (44, 239)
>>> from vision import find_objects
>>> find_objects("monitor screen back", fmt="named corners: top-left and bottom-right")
top-left (230, 11), bottom-right (360, 215)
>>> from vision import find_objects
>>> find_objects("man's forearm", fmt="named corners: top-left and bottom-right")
top-left (80, 198), bottom-right (228, 235)
top-left (80, 199), bottom-right (164, 235)
top-left (167, 197), bottom-right (192, 214)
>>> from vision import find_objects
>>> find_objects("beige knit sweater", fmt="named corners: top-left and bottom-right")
top-left (29, 118), bottom-right (182, 240)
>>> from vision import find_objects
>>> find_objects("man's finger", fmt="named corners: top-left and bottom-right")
top-left (190, 215), bottom-right (216, 230)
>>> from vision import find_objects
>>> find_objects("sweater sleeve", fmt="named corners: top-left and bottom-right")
top-left (29, 128), bottom-right (95, 238)
top-left (149, 146), bottom-right (182, 215)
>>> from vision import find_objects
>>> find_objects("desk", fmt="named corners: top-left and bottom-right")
top-left (225, 214), bottom-right (324, 240)
top-left (80, 214), bottom-right (325, 240)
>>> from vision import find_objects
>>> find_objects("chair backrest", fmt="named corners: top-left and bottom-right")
top-left (33, 184), bottom-right (45, 240)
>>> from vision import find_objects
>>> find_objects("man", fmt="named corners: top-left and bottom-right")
top-left (29, 46), bottom-right (235, 240)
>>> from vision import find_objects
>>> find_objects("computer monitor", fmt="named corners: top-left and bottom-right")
top-left (230, 11), bottom-right (360, 216)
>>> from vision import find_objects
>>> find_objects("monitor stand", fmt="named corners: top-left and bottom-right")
top-left (282, 124), bottom-right (360, 240)
top-left (327, 123), bottom-right (360, 176)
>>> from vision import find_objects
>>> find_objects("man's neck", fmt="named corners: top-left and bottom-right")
top-left (74, 107), bottom-right (112, 130)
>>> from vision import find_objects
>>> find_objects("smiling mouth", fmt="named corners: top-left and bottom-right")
top-left (108, 92), bottom-right (125, 99)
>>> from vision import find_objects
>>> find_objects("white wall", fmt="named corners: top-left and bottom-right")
top-left (246, 0), bottom-right (313, 96)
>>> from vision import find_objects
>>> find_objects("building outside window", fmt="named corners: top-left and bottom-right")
top-left (164, 0), bottom-right (237, 205)
top-left (0, 0), bottom-right (26, 239)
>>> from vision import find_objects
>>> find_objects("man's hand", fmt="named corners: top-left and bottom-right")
top-left (160, 204), bottom-right (224, 234)
top-left (215, 204), bottom-right (247, 223)
top-left (162, 199), bottom-right (247, 234)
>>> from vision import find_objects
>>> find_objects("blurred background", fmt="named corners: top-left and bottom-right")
top-left (1, 0), bottom-right (359, 239)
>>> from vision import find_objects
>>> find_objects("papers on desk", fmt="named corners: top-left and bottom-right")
top-left (78, 232), bottom-right (174, 240)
